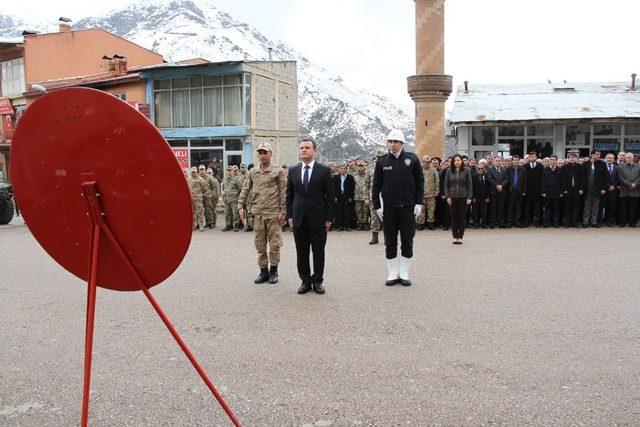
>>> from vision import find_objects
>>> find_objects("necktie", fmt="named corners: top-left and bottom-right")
top-left (303, 165), bottom-right (310, 193)
top-left (513, 168), bottom-right (519, 189)
top-left (609, 165), bottom-right (613, 175)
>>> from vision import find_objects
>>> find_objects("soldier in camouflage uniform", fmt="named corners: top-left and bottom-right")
top-left (365, 149), bottom-right (387, 244)
top-left (238, 163), bottom-right (253, 232)
top-left (417, 155), bottom-right (440, 230)
top-left (207, 168), bottom-right (221, 227)
top-left (208, 158), bottom-right (223, 182)
top-left (238, 142), bottom-right (286, 284)
top-left (222, 165), bottom-right (243, 231)
top-left (198, 165), bottom-right (217, 229)
top-left (353, 161), bottom-right (369, 230)
top-left (187, 166), bottom-right (207, 231)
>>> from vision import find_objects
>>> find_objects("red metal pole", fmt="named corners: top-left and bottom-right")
top-left (81, 182), bottom-right (241, 426)
top-left (81, 223), bottom-right (100, 427)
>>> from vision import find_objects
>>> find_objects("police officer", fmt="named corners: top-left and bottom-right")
top-left (238, 142), bottom-right (286, 284)
top-left (372, 130), bottom-right (424, 286)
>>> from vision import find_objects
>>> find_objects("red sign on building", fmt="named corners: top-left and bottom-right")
top-left (0, 98), bottom-right (14, 115)
top-left (171, 148), bottom-right (189, 173)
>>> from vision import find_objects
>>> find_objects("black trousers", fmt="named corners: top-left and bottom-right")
top-left (383, 206), bottom-right (415, 259)
top-left (293, 215), bottom-right (328, 284)
top-left (524, 195), bottom-right (543, 226)
top-left (543, 197), bottom-right (560, 226)
top-left (473, 199), bottom-right (488, 226)
top-left (507, 191), bottom-right (523, 225)
top-left (334, 197), bottom-right (352, 229)
top-left (450, 198), bottom-right (468, 239)
top-left (490, 192), bottom-right (506, 226)
top-left (437, 196), bottom-right (450, 228)
top-left (618, 197), bottom-right (639, 226)
top-left (602, 190), bottom-right (618, 225)
top-left (563, 194), bottom-right (581, 226)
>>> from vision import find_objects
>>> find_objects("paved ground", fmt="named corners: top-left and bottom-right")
top-left (1, 218), bottom-right (639, 426)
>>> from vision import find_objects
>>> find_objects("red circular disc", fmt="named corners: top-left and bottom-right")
top-left (10, 87), bottom-right (192, 291)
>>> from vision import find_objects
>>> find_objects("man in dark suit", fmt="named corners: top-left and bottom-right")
top-left (560, 151), bottom-right (585, 227)
top-left (332, 162), bottom-right (355, 231)
top-left (523, 151), bottom-right (544, 227)
top-left (286, 138), bottom-right (335, 295)
top-left (541, 155), bottom-right (562, 227)
top-left (486, 156), bottom-right (509, 228)
top-left (601, 153), bottom-right (619, 226)
top-left (506, 157), bottom-right (527, 227)
top-left (472, 163), bottom-right (491, 228)
top-left (582, 149), bottom-right (608, 227)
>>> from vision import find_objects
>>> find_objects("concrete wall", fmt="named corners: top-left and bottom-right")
top-left (102, 81), bottom-right (147, 104)
top-left (23, 29), bottom-right (163, 84)
top-left (249, 135), bottom-right (299, 167)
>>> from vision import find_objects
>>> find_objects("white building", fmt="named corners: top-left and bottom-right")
top-left (450, 78), bottom-right (640, 159)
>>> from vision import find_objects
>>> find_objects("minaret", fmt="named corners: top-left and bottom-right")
top-left (407, 0), bottom-right (452, 158)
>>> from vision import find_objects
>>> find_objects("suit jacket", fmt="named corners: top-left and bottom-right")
top-left (560, 162), bottom-right (585, 195)
top-left (286, 162), bottom-right (336, 228)
top-left (618, 163), bottom-right (640, 197)
top-left (582, 160), bottom-right (608, 193)
top-left (523, 162), bottom-right (544, 199)
top-left (541, 166), bottom-right (562, 199)
top-left (472, 173), bottom-right (491, 201)
top-left (507, 166), bottom-right (527, 196)
top-left (486, 166), bottom-right (509, 196)
top-left (332, 173), bottom-right (355, 201)
top-left (604, 163), bottom-right (618, 189)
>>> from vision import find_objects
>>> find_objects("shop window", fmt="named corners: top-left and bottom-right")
top-left (114, 93), bottom-right (126, 101)
top-left (593, 124), bottom-right (621, 136)
top-left (225, 139), bottom-right (243, 151)
top-left (527, 125), bottom-right (553, 137)
top-left (566, 125), bottom-right (591, 146)
top-left (498, 126), bottom-right (524, 137)
top-left (498, 140), bottom-right (524, 157)
top-left (527, 140), bottom-right (553, 158)
top-left (623, 138), bottom-right (640, 154)
top-left (593, 139), bottom-right (621, 156)
top-left (168, 139), bottom-right (188, 147)
top-left (471, 126), bottom-right (495, 146)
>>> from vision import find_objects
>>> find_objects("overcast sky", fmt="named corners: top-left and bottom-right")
top-left (5, 0), bottom-right (639, 113)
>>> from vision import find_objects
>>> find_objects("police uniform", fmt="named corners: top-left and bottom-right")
top-left (372, 130), bottom-right (424, 286)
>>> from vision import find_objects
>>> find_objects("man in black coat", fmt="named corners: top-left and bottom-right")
top-left (581, 149), bottom-right (608, 227)
top-left (472, 163), bottom-right (491, 228)
top-left (507, 157), bottom-right (527, 227)
top-left (332, 162), bottom-right (355, 231)
top-left (601, 152), bottom-right (619, 226)
top-left (560, 151), bottom-right (585, 227)
top-left (522, 151), bottom-right (544, 227)
top-left (541, 155), bottom-right (562, 227)
top-left (286, 138), bottom-right (335, 295)
top-left (486, 156), bottom-right (509, 228)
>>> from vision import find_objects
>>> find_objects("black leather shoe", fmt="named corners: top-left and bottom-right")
top-left (399, 278), bottom-right (412, 286)
top-left (313, 282), bottom-right (326, 294)
top-left (297, 282), bottom-right (312, 294)
top-left (268, 266), bottom-right (279, 284)
top-left (254, 268), bottom-right (269, 284)
top-left (385, 278), bottom-right (398, 286)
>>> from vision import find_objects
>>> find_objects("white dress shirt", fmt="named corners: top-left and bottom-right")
top-left (301, 160), bottom-right (315, 183)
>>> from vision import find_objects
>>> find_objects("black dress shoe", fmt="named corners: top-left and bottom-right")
top-left (268, 266), bottom-right (279, 284)
top-left (254, 268), bottom-right (269, 284)
top-left (399, 278), bottom-right (412, 286)
top-left (297, 282), bottom-right (312, 294)
top-left (385, 278), bottom-right (399, 286)
top-left (313, 282), bottom-right (325, 294)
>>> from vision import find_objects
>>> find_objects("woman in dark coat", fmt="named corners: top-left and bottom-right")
top-left (444, 154), bottom-right (473, 244)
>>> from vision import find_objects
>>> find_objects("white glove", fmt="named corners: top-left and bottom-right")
top-left (376, 208), bottom-right (384, 221)
top-left (414, 204), bottom-right (423, 221)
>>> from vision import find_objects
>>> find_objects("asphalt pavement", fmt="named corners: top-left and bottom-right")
top-left (1, 219), bottom-right (639, 425)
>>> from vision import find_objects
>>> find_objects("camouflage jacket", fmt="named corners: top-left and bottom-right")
top-left (199, 172), bottom-right (216, 197)
top-left (238, 163), bottom-right (286, 218)
top-left (187, 175), bottom-right (206, 201)
top-left (222, 176), bottom-right (243, 203)
top-left (353, 171), bottom-right (368, 201)
top-left (364, 166), bottom-right (375, 199)
top-left (423, 167), bottom-right (440, 198)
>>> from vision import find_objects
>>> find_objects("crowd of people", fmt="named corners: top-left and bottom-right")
top-left (186, 147), bottom-right (640, 241)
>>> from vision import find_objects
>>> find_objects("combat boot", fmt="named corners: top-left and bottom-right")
top-left (222, 225), bottom-right (232, 232)
top-left (254, 268), bottom-right (269, 284)
top-left (268, 266), bottom-right (279, 284)
top-left (369, 232), bottom-right (379, 245)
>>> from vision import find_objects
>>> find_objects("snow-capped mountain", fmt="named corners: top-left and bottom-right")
top-left (0, 0), bottom-right (414, 158)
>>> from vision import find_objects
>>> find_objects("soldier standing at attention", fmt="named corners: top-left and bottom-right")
top-left (238, 142), bottom-right (286, 284)
top-left (417, 155), bottom-right (440, 230)
top-left (206, 168), bottom-right (221, 228)
top-left (353, 161), bottom-right (369, 230)
top-left (198, 165), bottom-right (216, 229)
top-left (365, 149), bottom-right (386, 244)
top-left (222, 165), bottom-right (243, 231)
top-left (188, 166), bottom-right (207, 232)
top-left (372, 130), bottom-right (424, 287)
